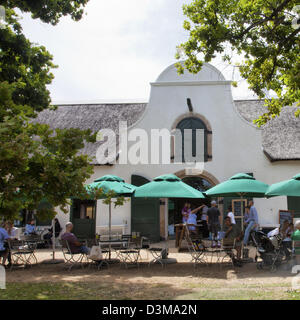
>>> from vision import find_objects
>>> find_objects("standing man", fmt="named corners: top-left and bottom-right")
top-left (200, 204), bottom-right (209, 238)
top-left (207, 200), bottom-right (221, 248)
top-left (243, 200), bottom-right (259, 246)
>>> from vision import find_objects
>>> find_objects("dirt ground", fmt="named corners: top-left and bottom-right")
top-left (4, 243), bottom-right (299, 300)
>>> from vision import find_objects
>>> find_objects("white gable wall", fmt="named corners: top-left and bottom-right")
top-left (55, 62), bottom-right (300, 231)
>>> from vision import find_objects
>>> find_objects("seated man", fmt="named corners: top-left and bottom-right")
top-left (61, 222), bottom-right (90, 255)
top-left (280, 220), bottom-right (293, 260)
top-left (24, 219), bottom-right (37, 236)
top-left (223, 217), bottom-right (243, 267)
top-left (291, 220), bottom-right (300, 266)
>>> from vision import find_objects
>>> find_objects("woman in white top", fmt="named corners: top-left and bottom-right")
top-left (6, 221), bottom-right (18, 239)
top-left (227, 205), bottom-right (236, 224)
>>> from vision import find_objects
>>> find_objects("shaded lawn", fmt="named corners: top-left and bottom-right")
top-left (0, 282), bottom-right (299, 300)
top-left (0, 282), bottom-right (188, 300)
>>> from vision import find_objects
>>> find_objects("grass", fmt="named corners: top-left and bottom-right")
top-left (0, 282), bottom-right (181, 300)
top-left (0, 281), bottom-right (299, 300)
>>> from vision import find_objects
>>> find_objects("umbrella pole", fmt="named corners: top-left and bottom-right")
top-left (41, 218), bottom-right (64, 264)
top-left (240, 194), bottom-right (246, 260)
top-left (164, 198), bottom-right (168, 248)
top-left (52, 218), bottom-right (55, 260)
top-left (109, 201), bottom-right (112, 260)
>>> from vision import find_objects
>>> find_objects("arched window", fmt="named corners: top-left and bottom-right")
top-left (175, 117), bottom-right (211, 163)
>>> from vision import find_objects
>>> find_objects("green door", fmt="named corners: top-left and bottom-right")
top-left (70, 199), bottom-right (96, 240)
top-left (131, 175), bottom-right (160, 242)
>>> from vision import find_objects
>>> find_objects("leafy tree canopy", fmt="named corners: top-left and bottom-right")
top-left (1, 0), bottom-right (89, 25)
top-left (0, 1), bottom-right (97, 221)
top-left (176, 0), bottom-right (300, 126)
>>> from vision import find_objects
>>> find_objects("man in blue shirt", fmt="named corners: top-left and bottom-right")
top-left (24, 220), bottom-right (36, 235)
top-left (243, 201), bottom-right (259, 246)
top-left (0, 223), bottom-right (10, 267)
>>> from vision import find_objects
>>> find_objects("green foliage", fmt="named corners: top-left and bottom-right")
top-left (0, 1), bottom-right (94, 220)
top-left (0, 83), bottom-right (95, 219)
top-left (177, 0), bottom-right (300, 126)
top-left (87, 188), bottom-right (129, 208)
top-left (0, 0), bottom-right (89, 25)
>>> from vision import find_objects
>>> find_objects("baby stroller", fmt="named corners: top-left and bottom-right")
top-left (250, 230), bottom-right (285, 272)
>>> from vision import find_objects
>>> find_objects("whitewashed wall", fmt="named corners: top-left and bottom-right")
top-left (56, 62), bottom-right (300, 231)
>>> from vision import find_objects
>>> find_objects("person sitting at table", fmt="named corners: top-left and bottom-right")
top-left (4, 221), bottom-right (18, 267)
top-left (291, 220), bottom-right (300, 267)
top-left (0, 222), bottom-right (10, 268)
top-left (6, 221), bottom-right (18, 240)
top-left (61, 222), bottom-right (90, 254)
top-left (43, 218), bottom-right (62, 245)
top-left (24, 219), bottom-right (37, 236)
top-left (223, 216), bottom-right (243, 267)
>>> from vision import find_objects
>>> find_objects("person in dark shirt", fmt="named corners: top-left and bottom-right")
top-left (61, 222), bottom-right (90, 254)
top-left (207, 200), bottom-right (221, 248)
top-left (43, 218), bottom-right (62, 244)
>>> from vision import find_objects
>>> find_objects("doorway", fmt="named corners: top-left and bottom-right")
top-left (70, 199), bottom-right (96, 240)
top-left (131, 175), bottom-right (160, 242)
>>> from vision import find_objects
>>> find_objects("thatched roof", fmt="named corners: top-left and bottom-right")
top-left (35, 103), bottom-right (147, 164)
top-left (235, 100), bottom-right (300, 161)
top-left (35, 100), bottom-right (300, 164)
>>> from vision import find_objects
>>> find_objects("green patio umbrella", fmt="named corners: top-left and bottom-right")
top-left (265, 174), bottom-right (300, 197)
top-left (85, 175), bottom-right (136, 259)
top-left (133, 174), bottom-right (205, 199)
top-left (205, 173), bottom-right (269, 230)
top-left (134, 174), bottom-right (205, 249)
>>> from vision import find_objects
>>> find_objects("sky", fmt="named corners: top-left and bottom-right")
top-left (19, 0), bottom-right (256, 103)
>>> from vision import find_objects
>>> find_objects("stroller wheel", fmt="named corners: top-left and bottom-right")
top-left (256, 262), bottom-right (263, 270)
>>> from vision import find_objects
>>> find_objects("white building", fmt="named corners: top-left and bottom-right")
top-left (37, 62), bottom-right (300, 241)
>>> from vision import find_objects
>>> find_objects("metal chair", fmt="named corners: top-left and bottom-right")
top-left (8, 240), bottom-right (38, 270)
top-left (218, 238), bottom-right (237, 268)
top-left (185, 225), bottom-right (208, 268)
top-left (113, 235), bottom-right (140, 268)
top-left (59, 239), bottom-right (89, 271)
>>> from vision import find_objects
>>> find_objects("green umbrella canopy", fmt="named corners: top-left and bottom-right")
top-left (133, 174), bottom-right (205, 198)
top-left (85, 175), bottom-right (136, 199)
top-left (205, 173), bottom-right (269, 198)
top-left (265, 174), bottom-right (300, 197)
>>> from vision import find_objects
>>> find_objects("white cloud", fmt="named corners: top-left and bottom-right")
top-left (18, 0), bottom-right (255, 102)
